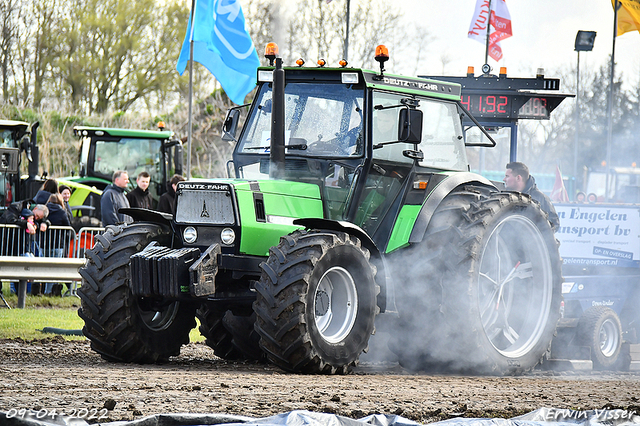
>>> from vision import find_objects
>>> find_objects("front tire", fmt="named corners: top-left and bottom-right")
top-left (78, 223), bottom-right (197, 363)
top-left (254, 230), bottom-right (379, 374)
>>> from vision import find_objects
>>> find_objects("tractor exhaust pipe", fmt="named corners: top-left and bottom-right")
top-left (270, 57), bottom-right (285, 179)
top-left (28, 121), bottom-right (39, 180)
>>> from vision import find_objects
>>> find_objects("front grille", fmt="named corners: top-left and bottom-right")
top-left (175, 189), bottom-right (236, 225)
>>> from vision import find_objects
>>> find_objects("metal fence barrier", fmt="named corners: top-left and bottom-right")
top-left (0, 224), bottom-right (104, 308)
top-left (0, 224), bottom-right (104, 259)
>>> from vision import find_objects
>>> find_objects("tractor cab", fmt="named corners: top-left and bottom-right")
top-left (70, 125), bottom-right (183, 206)
top-left (0, 120), bottom-right (39, 208)
top-left (225, 47), bottom-right (470, 250)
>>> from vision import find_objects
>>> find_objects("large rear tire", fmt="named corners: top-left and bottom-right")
top-left (78, 223), bottom-right (197, 363)
top-left (254, 230), bottom-right (379, 374)
top-left (391, 188), bottom-right (562, 374)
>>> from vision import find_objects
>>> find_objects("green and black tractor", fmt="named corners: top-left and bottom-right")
top-left (78, 48), bottom-right (562, 374)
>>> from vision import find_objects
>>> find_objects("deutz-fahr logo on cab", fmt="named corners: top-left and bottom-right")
top-left (180, 183), bottom-right (230, 191)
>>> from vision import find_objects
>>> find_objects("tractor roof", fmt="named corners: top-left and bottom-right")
top-left (73, 126), bottom-right (174, 140)
top-left (257, 67), bottom-right (462, 102)
top-left (0, 120), bottom-right (30, 137)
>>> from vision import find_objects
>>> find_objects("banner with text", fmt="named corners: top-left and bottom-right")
top-left (555, 204), bottom-right (640, 268)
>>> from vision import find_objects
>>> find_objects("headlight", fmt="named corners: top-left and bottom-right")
top-left (220, 228), bottom-right (235, 245)
top-left (183, 226), bottom-right (197, 243)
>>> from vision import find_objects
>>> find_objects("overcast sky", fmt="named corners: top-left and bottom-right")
top-left (399, 0), bottom-right (640, 88)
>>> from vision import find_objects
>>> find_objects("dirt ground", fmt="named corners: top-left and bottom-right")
top-left (1, 337), bottom-right (640, 425)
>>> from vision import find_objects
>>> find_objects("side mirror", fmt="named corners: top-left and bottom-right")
top-left (0, 147), bottom-right (20, 174)
top-left (174, 143), bottom-right (184, 175)
top-left (222, 109), bottom-right (240, 141)
top-left (398, 108), bottom-right (423, 143)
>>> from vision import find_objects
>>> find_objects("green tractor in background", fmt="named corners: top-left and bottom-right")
top-left (62, 124), bottom-right (183, 226)
top-left (0, 120), bottom-right (183, 229)
top-left (77, 47), bottom-right (563, 375)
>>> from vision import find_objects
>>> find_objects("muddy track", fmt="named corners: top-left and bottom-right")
top-left (1, 338), bottom-right (640, 424)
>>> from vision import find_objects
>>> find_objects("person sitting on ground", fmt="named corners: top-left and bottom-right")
top-left (504, 161), bottom-right (560, 230)
top-left (157, 174), bottom-right (185, 214)
top-left (126, 171), bottom-right (153, 210)
top-left (100, 170), bottom-right (132, 227)
top-left (33, 178), bottom-right (59, 204)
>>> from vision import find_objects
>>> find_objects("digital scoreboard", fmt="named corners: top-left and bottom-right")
top-left (420, 71), bottom-right (572, 122)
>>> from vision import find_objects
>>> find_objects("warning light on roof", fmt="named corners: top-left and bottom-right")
top-left (339, 59), bottom-right (348, 68)
top-left (317, 59), bottom-right (326, 67)
top-left (157, 121), bottom-right (165, 131)
top-left (265, 42), bottom-right (278, 66)
top-left (467, 66), bottom-right (474, 76)
top-left (296, 58), bottom-right (305, 67)
top-left (375, 45), bottom-right (389, 63)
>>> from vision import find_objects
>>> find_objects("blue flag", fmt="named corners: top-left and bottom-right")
top-left (177, 0), bottom-right (261, 105)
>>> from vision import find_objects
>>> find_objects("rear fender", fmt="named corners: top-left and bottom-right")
top-left (409, 172), bottom-right (496, 244)
top-left (294, 218), bottom-right (389, 313)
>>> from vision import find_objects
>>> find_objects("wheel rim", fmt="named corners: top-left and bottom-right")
top-left (599, 318), bottom-right (620, 357)
top-left (138, 299), bottom-right (181, 332)
top-left (314, 266), bottom-right (358, 344)
top-left (477, 215), bottom-right (553, 358)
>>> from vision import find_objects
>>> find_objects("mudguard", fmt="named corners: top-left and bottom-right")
top-left (409, 172), bottom-right (496, 244)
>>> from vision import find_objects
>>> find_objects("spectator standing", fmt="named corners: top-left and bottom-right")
top-left (157, 174), bottom-right (185, 214)
top-left (504, 162), bottom-right (560, 230)
top-left (45, 193), bottom-right (71, 295)
top-left (1, 203), bottom-right (50, 295)
top-left (33, 179), bottom-right (58, 204)
top-left (126, 171), bottom-right (153, 209)
top-left (100, 170), bottom-right (132, 226)
top-left (58, 184), bottom-right (74, 224)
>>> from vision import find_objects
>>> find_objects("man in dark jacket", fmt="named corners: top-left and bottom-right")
top-left (0, 200), bottom-right (50, 230)
top-left (100, 170), bottom-right (132, 226)
top-left (504, 162), bottom-right (560, 230)
top-left (126, 171), bottom-right (153, 209)
top-left (157, 174), bottom-right (185, 214)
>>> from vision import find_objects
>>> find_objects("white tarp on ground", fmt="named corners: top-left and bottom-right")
top-left (1, 408), bottom-right (639, 426)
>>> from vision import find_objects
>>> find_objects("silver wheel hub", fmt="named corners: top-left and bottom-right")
top-left (478, 215), bottom-right (553, 358)
top-left (314, 266), bottom-right (358, 344)
top-left (599, 318), bottom-right (620, 357)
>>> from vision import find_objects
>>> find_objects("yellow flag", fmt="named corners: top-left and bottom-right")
top-left (613, 0), bottom-right (640, 36)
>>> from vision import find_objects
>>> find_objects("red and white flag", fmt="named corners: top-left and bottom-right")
top-left (468, 0), bottom-right (512, 61)
top-left (551, 165), bottom-right (570, 202)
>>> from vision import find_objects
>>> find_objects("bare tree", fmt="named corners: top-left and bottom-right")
top-left (0, 0), bottom-right (19, 102)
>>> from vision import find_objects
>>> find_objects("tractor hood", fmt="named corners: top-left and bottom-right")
top-left (233, 180), bottom-right (321, 199)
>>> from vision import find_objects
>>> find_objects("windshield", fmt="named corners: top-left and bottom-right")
top-left (1, 130), bottom-right (18, 148)
top-left (238, 82), bottom-right (364, 159)
top-left (93, 137), bottom-right (165, 196)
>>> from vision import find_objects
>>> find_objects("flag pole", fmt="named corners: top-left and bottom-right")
top-left (605, 0), bottom-right (619, 201)
top-left (186, 0), bottom-right (196, 180)
top-left (344, 0), bottom-right (350, 61)
top-left (484, 0), bottom-right (492, 67)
